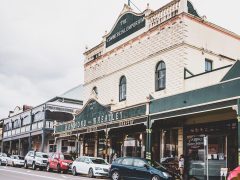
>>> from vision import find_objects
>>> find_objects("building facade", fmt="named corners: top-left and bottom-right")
top-left (55, 0), bottom-right (240, 179)
top-left (1, 89), bottom-right (83, 156)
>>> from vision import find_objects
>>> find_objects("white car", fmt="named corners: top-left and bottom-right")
top-left (0, 153), bottom-right (9, 166)
top-left (72, 156), bottom-right (110, 178)
top-left (6, 155), bottom-right (25, 167)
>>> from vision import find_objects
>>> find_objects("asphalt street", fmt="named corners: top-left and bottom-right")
top-left (0, 166), bottom-right (109, 180)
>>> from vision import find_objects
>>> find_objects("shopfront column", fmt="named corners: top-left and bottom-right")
top-left (41, 130), bottom-right (45, 152)
top-left (237, 99), bottom-right (240, 165)
top-left (1, 141), bottom-right (3, 153)
top-left (18, 139), bottom-right (21, 155)
top-left (9, 140), bottom-right (12, 154)
top-left (146, 117), bottom-right (152, 160)
top-left (28, 135), bottom-right (32, 151)
top-left (94, 132), bottom-right (98, 157)
top-left (104, 128), bottom-right (109, 162)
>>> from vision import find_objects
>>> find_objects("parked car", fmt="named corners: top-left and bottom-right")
top-left (110, 157), bottom-right (173, 180)
top-left (24, 151), bottom-right (49, 170)
top-left (47, 152), bottom-right (73, 173)
top-left (72, 156), bottom-right (110, 178)
top-left (6, 155), bottom-right (24, 167)
top-left (228, 166), bottom-right (240, 180)
top-left (0, 153), bottom-right (9, 166)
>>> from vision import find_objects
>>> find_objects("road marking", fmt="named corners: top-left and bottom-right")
top-left (0, 168), bottom-right (65, 180)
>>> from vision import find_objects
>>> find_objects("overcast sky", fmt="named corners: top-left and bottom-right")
top-left (0, 0), bottom-right (239, 119)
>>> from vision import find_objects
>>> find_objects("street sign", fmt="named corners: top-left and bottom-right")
top-left (220, 168), bottom-right (228, 176)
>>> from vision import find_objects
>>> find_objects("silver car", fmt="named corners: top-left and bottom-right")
top-left (0, 153), bottom-right (9, 166)
top-left (6, 155), bottom-right (25, 167)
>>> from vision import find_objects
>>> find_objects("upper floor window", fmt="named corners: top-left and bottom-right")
top-left (205, 59), bottom-right (213, 72)
top-left (155, 61), bottom-right (166, 91)
top-left (119, 76), bottom-right (126, 101)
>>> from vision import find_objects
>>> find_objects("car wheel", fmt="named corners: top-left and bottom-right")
top-left (72, 166), bottom-right (77, 176)
top-left (46, 163), bottom-right (51, 172)
top-left (88, 168), bottom-right (94, 178)
top-left (0, 160), bottom-right (2, 166)
top-left (24, 162), bottom-right (28, 169)
top-left (57, 164), bottom-right (61, 173)
top-left (111, 171), bottom-right (120, 180)
top-left (152, 175), bottom-right (160, 180)
top-left (32, 162), bottom-right (36, 170)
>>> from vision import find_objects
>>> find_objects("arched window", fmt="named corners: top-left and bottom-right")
top-left (92, 86), bottom-right (98, 95)
top-left (155, 61), bottom-right (166, 91)
top-left (119, 76), bottom-right (126, 101)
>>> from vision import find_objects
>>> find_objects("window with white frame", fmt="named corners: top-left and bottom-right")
top-left (155, 61), bottom-right (166, 91)
top-left (119, 76), bottom-right (126, 101)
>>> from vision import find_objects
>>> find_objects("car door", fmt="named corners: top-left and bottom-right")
top-left (132, 159), bottom-right (151, 180)
top-left (119, 158), bottom-right (134, 179)
top-left (28, 152), bottom-right (34, 165)
top-left (76, 157), bottom-right (84, 173)
top-left (52, 153), bottom-right (59, 169)
top-left (83, 157), bottom-right (91, 174)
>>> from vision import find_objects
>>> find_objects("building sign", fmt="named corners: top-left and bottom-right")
top-left (55, 99), bottom-right (146, 133)
top-left (106, 13), bottom-right (145, 48)
top-left (187, 135), bottom-right (204, 149)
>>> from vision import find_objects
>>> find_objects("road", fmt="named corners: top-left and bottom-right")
top-left (0, 166), bottom-right (109, 180)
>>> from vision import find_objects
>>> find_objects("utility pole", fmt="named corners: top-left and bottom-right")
top-left (128, 0), bottom-right (130, 6)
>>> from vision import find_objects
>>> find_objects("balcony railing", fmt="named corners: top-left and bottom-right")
top-left (2, 120), bottom-right (56, 138)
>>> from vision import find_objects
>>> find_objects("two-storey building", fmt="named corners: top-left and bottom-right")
top-left (55, 0), bottom-right (240, 178)
top-left (2, 85), bottom-right (83, 156)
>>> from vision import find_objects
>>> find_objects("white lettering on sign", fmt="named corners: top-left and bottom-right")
top-left (107, 17), bottom-right (145, 43)
top-left (119, 120), bottom-right (134, 126)
top-left (120, 19), bottom-right (127, 25)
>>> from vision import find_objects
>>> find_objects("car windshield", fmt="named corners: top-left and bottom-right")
top-left (90, 158), bottom-right (108, 165)
top-left (18, 156), bottom-right (24, 160)
top-left (60, 154), bottom-right (73, 160)
top-left (36, 153), bottom-right (48, 158)
top-left (147, 160), bottom-right (166, 170)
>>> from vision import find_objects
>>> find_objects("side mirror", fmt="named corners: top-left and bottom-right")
top-left (144, 164), bottom-right (150, 169)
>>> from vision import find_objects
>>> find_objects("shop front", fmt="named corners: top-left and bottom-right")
top-left (185, 120), bottom-right (237, 180)
top-left (55, 99), bottom-right (148, 162)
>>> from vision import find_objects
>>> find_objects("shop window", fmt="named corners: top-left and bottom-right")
top-left (61, 140), bottom-right (68, 153)
top-left (162, 129), bottom-right (178, 158)
top-left (119, 76), bottom-right (126, 101)
top-left (205, 59), bottom-right (213, 72)
top-left (155, 61), bottom-right (166, 91)
top-left (49, 140), bottom-right (56, 153)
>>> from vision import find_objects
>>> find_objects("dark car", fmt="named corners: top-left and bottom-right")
top-left (110, 157), bottom-right (173, 180)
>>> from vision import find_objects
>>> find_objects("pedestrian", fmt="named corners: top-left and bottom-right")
top-left (178, 154), bottom-right (184, 179)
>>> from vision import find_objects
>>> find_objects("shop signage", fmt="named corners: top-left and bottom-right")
top-left (187, 136), bottom-right (204, 149)
top-left (106, 13), bottom-right (145, 48)
top-left (55, 99), bottom-right (146, 133)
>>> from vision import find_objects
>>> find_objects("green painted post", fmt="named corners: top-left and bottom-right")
top-left (146, 116), bottom-right (152, 160)
top-left (237, 99), bottom-right (240, 165)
